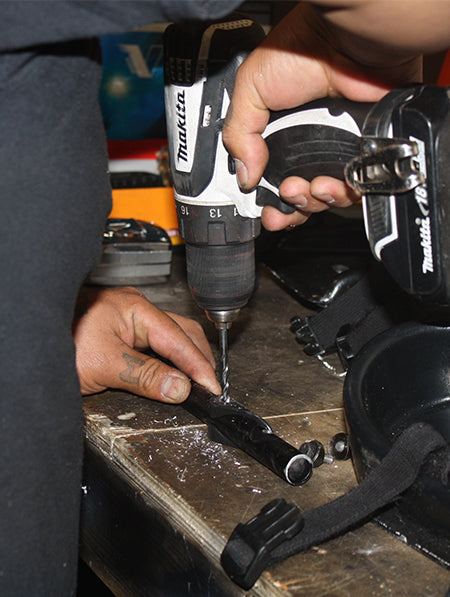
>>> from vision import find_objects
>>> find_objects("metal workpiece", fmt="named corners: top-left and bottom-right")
top-left (184, 382), bottom-right (313, 486)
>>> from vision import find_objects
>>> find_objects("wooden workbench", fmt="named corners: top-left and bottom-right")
top-left (80, 256), bottom-right (450, 596)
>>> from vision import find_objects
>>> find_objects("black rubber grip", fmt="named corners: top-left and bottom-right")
top-left (185, 242), bottom-right (255, 312)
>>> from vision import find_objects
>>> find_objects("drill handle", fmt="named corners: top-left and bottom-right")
top-left (257, 97), bottom-right (374, 213)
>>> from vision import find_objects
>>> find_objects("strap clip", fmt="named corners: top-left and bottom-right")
top-left (221, 498), bottom-right (303, 590)
top-left (290, 316), bottom-right (326, 356)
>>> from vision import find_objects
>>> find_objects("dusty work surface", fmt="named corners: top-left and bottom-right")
top-left (81, 257), bottom-right (450, 597)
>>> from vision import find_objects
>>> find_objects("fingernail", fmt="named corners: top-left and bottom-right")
top-left (292, 195), bottom-right (308, 208)
top-left (204, 379), bottom-right (222, 396)
top-left (161, 373), bottom-right (189, 403)
top-left (316, 194), bottom-right (336, 205)
top-left (234, 159), bottom-right (248, 189)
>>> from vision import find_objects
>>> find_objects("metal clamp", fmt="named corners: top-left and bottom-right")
top-left (345, 137), bottom-right (425, 194)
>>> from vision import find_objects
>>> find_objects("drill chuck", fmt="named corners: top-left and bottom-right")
top-left (206, 310), bottom-right (240, 329)
top-left (185, 241), bottom-right (256, 318)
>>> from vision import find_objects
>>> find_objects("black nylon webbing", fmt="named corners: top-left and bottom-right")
top-left (269, 423), bottom-right (447, 563)
top-left (294, 261), bottom-right (411, 359)
top-left (302, 271), bottom-right (378, 352)
top-left (222, 423), bottom-right (448, 589)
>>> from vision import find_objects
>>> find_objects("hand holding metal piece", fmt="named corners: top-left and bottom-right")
top-left (145, 349), bottom-right (314, 485)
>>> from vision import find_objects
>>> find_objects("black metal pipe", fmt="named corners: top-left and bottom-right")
top-left (184, 382), bottom-right (313, 486)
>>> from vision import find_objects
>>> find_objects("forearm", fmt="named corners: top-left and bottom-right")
top-left (309, 0), bottom-right (450, 61)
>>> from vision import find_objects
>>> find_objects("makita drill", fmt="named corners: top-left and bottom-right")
top-left (164, 15), bottom-right (450, 396)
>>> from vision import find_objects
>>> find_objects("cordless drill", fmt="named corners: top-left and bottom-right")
top-left (163, 17), bottom-right (266, 397)
top-left (164, 16), bottom-right (450, 397)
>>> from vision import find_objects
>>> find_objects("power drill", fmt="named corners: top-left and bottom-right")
top-left (164, 16), bottom-right (450, 397)
top-left (163, 17), bottom-right (266, 398)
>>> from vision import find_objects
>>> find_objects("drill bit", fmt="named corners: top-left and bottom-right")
top-left (218, 325), bottom-right (230, 402)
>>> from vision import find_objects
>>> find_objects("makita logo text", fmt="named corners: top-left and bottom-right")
top-left (411, 136), bottom-right (434, 275)
top-left (416, 215), bottom-right (434, 274)
top-left (175, 90), bottom-right (188, 163)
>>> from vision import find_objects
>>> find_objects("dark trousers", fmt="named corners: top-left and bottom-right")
top-left (0, 2), bottom-right (238, 594)
top-left (0, 39), bottom-right (111, 594)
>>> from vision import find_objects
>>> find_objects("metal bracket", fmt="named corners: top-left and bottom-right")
top-left (345, 137), bottom-right (425, 194)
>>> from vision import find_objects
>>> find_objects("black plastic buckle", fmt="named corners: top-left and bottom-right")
top-left (290, 316), bottom-right (325, 356)
top-left (221, 498), bottom-right (304, 590)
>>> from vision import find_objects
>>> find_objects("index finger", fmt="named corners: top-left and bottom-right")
top-left (131, 302), bottom-right (221, 395)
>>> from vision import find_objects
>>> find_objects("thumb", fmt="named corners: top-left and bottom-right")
top-left (115, 350), bottom-right (191, 403)
top-left (223, 71), bottom-right (270, 190)
top-left (78, 340), bottom-right (191, 404)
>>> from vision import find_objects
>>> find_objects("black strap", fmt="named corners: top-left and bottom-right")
top-left (291, 261), bottom-right (412, 366)
top-left (291, 273), bottom-right (378, 355)
top-left (221, 422), bottom-right (448, 590)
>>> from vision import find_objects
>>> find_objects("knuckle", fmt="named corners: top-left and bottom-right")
top-left (139, 360), bottom-right (189, 403)
top-left (136, 359), bottom-right (161, 393)
top-left (185, 319), bottom-right (204, 338)
top-left (222, 125), bottom-right (235, 147)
